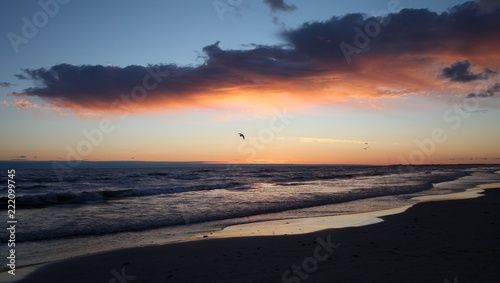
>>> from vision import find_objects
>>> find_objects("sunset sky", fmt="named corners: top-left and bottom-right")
top-left (1, 0), bottom-right (499, 165)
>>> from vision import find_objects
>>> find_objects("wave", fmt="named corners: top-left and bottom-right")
top-left (16, 184), bottom-right (49, 190)
top-left (0, 182), bottom-right (244, 209)
top-left (3, 181), bottom-right (436, 243)
top-left (0, 168), bottom-right (470, 209)
top-left (0, 168), bottom-right (480, 243)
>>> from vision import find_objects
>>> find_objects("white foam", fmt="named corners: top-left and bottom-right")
top-left (206, 205), bottom-right (412, 238)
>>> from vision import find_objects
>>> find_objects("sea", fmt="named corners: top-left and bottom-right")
top-left (0, 162), bottom-right (500, 274)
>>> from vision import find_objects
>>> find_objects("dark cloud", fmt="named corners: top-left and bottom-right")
top-left (282, 2), bottom-right (500, 64)
top-left (15, 42), bottom-right (316, 110)
top-left (0, 82), bottom-right (13, 87)
top-left (439, 60), bottom-right (496, 82)
top-left (263, 0), bottom-right (297, 12)
top-left (478, 0), bottom-right (500, 12)
top-left (15, 74), bottom-right (28, 80)
top-left (13, 1), bottom-right (500, 111)
top-left (467, 83), bottom-right (500, 98)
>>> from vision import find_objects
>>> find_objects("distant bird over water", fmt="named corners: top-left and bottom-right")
top-left (238, 133), bottom-right (245, 140)
top-left (363, 142), bottom-right (369, 150)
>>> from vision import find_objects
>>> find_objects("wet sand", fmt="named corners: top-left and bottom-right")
top-left (14, 187), bottom-right (500, 283)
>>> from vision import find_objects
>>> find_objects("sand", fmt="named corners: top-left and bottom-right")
top-left (12, 187), bottom-right (500, 283)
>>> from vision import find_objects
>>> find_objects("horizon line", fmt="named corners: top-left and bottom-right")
top-left (1, 160), bottom-right (499, 167)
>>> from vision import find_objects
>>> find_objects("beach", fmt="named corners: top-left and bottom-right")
top-left (14, 186), bottom-right (500, 283)
top-left (2, 0), bottom-right (499, 282)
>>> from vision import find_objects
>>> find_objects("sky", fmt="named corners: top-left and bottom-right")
top-left (1, 0), bottom-right (499, 165)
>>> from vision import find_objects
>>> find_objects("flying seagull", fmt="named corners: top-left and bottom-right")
top-left (238, 133), bottom-right (245, 140)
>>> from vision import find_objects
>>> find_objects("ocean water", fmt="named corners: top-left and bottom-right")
top-left (0, 163), bottom-right (499, 272)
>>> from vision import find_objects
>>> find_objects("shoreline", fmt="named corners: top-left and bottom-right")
top-left (9, 183), bottom-right (500, 282)
top-left (3, 168), bottom-right (497, 270)
top-left (202, 182), bottom-right (500, 240)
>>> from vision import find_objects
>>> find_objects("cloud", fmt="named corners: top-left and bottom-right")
top-left (439, 60), bottom-right (496, 82)
top-left (282, 3), bottom-right (500, 64)
top-left (299, 137), bottom-right (366, 144)
top-left (478, 0), bottom-right (500, 12)
top-left (0, 82), bottom-right (13, 87)
top-left (14, 74), bottom-right (28, 80)
top-left (14, 43), bottom-right (316, 112)
top-left (279, 137), bottom-right (367, 144)
top-left (12, 1), bottom-right (500, 113)
top-left (263, 0), bottom-right (297, 12)
top-left (12, 99), bottom-right (39, 109)
top-left (467, 83), bottom-right (500, 98)
top-left (263, 0), bottom-right (297, 26)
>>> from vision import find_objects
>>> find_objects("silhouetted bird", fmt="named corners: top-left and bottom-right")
top-left (363, 142), bottom-right (369, 150)
top-left (238, 133), bottom-right (245, 140)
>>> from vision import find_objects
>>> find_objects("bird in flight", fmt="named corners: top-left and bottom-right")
top-left (238, 133), bottom-right (245, 140)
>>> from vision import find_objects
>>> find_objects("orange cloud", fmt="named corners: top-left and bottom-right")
top-left (11, 1), bottom-right (500, 114)
top-left (12, 99), bottom-right (39, 109)
top-left (278, 137), bottom-right (368, 144)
